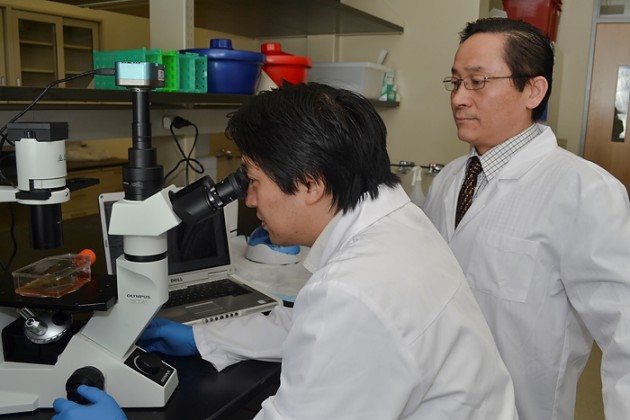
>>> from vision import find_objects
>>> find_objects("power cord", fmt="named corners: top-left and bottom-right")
top-left (0, 68), bottom-right (115, 149)
top-left (0, 68), bottom-right (115, 275)
top-left (163, 117), bottom-right (205, 186)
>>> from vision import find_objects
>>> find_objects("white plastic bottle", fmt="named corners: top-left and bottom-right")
top-left (409, 166), bottom-right (426, 208)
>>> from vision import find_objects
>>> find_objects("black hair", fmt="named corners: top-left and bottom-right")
top-left (459, 17), bottom-right (554, 121)
top-left (225, 82), bottom-right (400, 213)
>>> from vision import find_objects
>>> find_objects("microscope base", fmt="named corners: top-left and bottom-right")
top-left (0, 331), bottom-right (178, 414)
top-left (2, 315), bottom-right (84, 365)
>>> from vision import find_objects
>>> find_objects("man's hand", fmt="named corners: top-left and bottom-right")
top-left (52, 385), bottom-right (126, 420)
top-left (137, 317), bottom-right (199, 356)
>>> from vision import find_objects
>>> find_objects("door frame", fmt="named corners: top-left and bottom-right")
top-left (581, 2), bottom-right (630, 155)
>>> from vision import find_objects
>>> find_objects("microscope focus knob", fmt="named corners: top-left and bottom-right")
top-left (135, 351), bottom-right (162, 375)
top-left (66, 366), bottom-right (105, 404)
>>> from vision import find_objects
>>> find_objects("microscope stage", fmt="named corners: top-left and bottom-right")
top-left (0, 273), bottom-right (116, 312)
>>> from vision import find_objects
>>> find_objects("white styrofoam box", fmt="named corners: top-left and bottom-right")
top-left (307, 62), bottom-right (392, 99)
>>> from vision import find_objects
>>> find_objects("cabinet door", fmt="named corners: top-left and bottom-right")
top-left (0, 8), bottom-right (6, 86)
top-left (63, 18), bottom-right (100, 88)
top-left (11, 10), bottom-right (63, 87)
top-left (62, 166), bottom-right (123, 219)
top-left (8, 10), bottom-right (100, 88)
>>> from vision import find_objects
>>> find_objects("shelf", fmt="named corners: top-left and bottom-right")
top-left (20, 40), bottom-right (55, 47)
top-left (49, 0), bottom-right (404, 38)
top-left (21, 68), bottom-right (56, 74)
top-left (0, 87), bottom-right (244, 110)
top-left (0, 86), bottom-right (398, 110)
top-left (64, 44), bottom-right (93, 50)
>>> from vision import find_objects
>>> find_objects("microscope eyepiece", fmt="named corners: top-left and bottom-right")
top-left (213, 166), bottom-right (248, 206)
top-left (170, 167), bottom-right (249, 225)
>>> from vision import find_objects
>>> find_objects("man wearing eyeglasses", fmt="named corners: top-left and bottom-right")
top-left (424, 17), bottom-right (630, 420)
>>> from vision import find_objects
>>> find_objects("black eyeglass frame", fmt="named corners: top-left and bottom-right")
top-left (442, 74), bottom-right (533, 91)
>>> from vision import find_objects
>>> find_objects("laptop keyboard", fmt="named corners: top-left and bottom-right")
top-left (162, 279), bottom-right (251, 309)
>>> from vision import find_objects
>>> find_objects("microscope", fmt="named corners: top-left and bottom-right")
top-left (0, 62), bottom-right (248, 414)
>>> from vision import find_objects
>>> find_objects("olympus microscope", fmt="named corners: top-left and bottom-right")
top-left (0, 62), bottom-right (248, 414)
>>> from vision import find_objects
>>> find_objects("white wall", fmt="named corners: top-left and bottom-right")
top-left (2, 0), bottom-right (597, 192)
top-left (338, 0), bottom-right (480, 171)
top-left (260, 1), bottom-right (484, 192)
top-left (283, 0), bottom-right (595, 193)
top-left (336, 0), bottom-right (596, 190)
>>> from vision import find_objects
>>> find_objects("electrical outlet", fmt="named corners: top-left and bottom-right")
top-left (162, 114), bottom-right (175, 129)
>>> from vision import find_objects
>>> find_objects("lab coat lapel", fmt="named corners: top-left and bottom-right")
top-left (454, 189), bottom-right (487, 231)
top-left (497, 125), bottom-right (558, 180)
top-left (453, 125), bottom-right (558, 232)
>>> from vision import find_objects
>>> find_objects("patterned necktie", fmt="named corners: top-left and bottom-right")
top-left (455, 156), bottom-right (483, 227)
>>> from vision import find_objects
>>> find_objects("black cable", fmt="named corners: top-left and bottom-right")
top-left (0, 145), bottom-right (16, 275)
top-left (0, 68), bottom-right (115, 274)
top-left (0, 153), bottom-right (15, 187)
top-left (0, 68), bottom-right (115, 147)
top-left (164, 118), bottom-right (205, 186)
top-left (0, 203), bottom-right (18, 276)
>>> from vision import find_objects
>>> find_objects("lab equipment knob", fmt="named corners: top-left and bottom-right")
top-left (66, 366), bottom-right (105, 404)
top-left (135, 351), bottom-right (162, 375)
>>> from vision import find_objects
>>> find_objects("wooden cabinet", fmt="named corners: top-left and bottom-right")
top-left (61, 164), bottom-right (123, 220)
top-left (7, 9), bottom-right (99, 88)
top-left (0, 8), bottom-right (6, 86)
top-left (62, 18), bottom-right (100, 87)
top-left (55, 0), bottom-right (403, 38)
top-left (0, 162), bottom-right (123, 231)
top-left (0, 0), bottom-right (400, 106)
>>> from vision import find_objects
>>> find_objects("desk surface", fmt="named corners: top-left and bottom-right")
top-left (0, 355), bottom-right (281, 420)
top-left (0, 220), bottom-right (296, 419)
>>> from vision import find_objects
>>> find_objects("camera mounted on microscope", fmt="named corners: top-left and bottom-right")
top-left (115, 62), bottom-right (165, 89)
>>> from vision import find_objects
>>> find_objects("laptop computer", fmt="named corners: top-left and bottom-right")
top-left (98, 191), bottom-right (279, 325)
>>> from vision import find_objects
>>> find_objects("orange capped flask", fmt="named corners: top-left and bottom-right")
top-left (13, 249), bottom-right (96, 298)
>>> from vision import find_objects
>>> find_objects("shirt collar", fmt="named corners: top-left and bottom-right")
top-left (470, 123), bottom-right (542, 181)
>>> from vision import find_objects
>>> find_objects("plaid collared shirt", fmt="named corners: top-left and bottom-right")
top-left (468, 123), bottom-right (542, 198)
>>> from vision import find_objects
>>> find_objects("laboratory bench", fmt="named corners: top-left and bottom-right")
top-left (0, 243), bottom-right (282, 419)
top-left (0, 273), bottom-right (282, 420)
top-left (0, 212), bottom-right (309, 419)
top-left (0, 156), bottom-right (126, 225)
top-left (0, 356), bottom-right (281, 419)
top-left (0, 211), bottom-right (113, 277)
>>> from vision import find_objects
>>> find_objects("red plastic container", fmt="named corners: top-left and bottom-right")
top-left (261, 43), bottom-right (312, 86)
top-left (502, 0), bottom-right (562, 41)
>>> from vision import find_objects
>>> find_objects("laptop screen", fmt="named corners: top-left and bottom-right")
top-left (99, 192), bottom-right (232, 285)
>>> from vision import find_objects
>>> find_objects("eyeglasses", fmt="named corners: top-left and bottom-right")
top-left (442, 74), bottom-right (525, 91)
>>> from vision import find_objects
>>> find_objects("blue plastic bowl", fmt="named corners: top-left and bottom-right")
top-left (181, 39), bottom-right (265, 95)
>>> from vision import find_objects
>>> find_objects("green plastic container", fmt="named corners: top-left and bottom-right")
top-left (174, 52), bottom-right (207, 93)
top-left (160, 50), bottom-right (180, 92)
top-left (193, 54), bottom-right (208, 93)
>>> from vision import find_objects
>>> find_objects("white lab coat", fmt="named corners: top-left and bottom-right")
top-left (423, 124), bottom-right (630, 420)
top-left (193, 184), bottom-right (518, 419)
